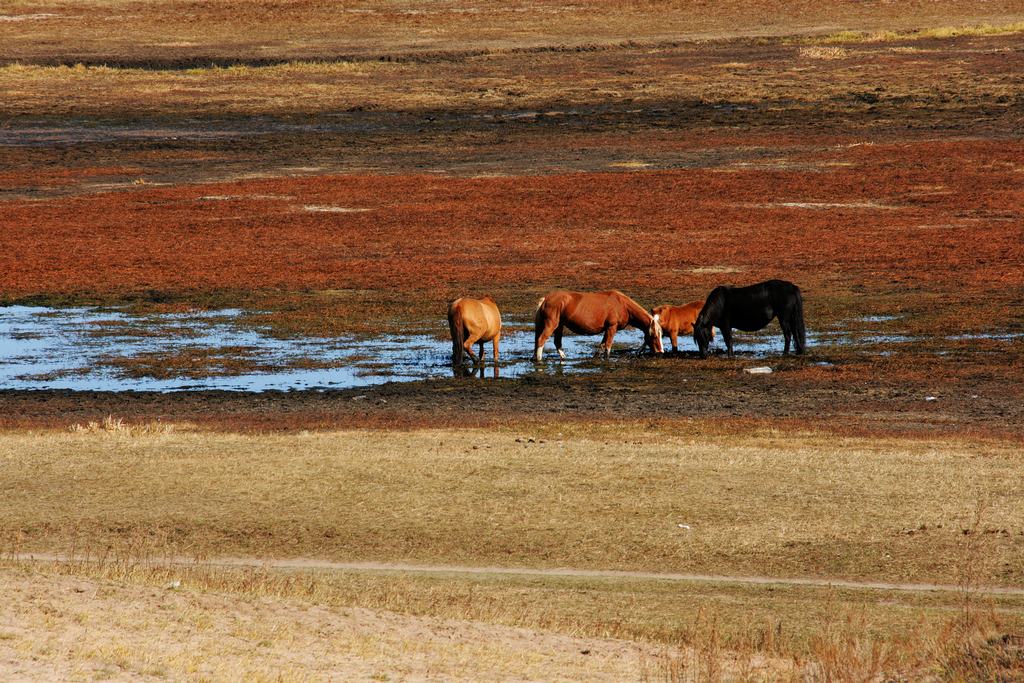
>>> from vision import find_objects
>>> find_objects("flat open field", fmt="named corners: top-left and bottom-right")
top-left (3, 1), bottom-right (1024, 680)
top-left (4, 427), bottom-right (1024, 679)
top-left (6, 428), bottom-right (1024, 582)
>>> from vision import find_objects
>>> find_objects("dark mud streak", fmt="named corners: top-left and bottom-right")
top-left (0, 37), bottom-right (802, 70)
top-left (1, 361), bottom-right (1021, 438)
top-left (2, 96), bottom-right (1021, 205)
top-left (1, 29), bottom-right (1011, 70)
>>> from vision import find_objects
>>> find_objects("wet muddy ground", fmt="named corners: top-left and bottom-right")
top-left (2, 349), bottom-right (1020, 438)
top-left (0, 303), bottom-right (1020, 438)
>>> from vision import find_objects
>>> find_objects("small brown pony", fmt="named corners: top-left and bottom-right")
top-left (448, 296), bottom-right (502, 367)
top-left (534, 290), bottom-right (663, 361)
top-left (651, 301), bottom-right (713, 352)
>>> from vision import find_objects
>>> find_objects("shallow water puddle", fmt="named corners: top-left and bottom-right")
top-left (0, 307), bottom-right (1015, 392)
top-left (0, 306), bottom-right (619, 392)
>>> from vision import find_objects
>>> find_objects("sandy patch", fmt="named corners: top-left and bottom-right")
top-left (0, 14), bottom-right (58, 22)
top-left (301, 205), bottom-right (372, 213)
top-left (198, 194), bottom-right (292, 201)
top-left (0, 567), bottom-right (658, 681)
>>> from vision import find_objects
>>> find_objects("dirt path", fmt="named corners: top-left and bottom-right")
top-left (13, 553), bottom-right (1024, 597)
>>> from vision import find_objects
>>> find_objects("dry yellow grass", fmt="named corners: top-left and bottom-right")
top-left (808, 21), bottom-right (1024, 44)
top-left (4, 554), bottom-right (1022, 680)
top-left (68, 415), bottom-right (184, 435)
top-left (2, 426), bottom-right (1022, 585)
top-left (15, 550), bottom-right (1024, 652)
top-left (3, 425), bottom-right (1023, 679)
top-left (798, 46), bottom-right (849, 60)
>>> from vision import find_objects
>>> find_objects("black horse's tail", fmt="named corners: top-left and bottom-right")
top-left (792, 286), bottom-right (807, 353)
top-left (449, 303), bottom-right (465, 366)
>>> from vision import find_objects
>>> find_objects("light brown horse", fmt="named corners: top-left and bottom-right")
top-left (651, 301), bottom-right (713, 352)
top-left (534, 290), bottom-right (663, 361)
top-left (448, 296), bottom-right (502, 367)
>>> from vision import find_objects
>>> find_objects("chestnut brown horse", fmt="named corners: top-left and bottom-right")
top-left (651, 301), bottom-right (713, 352)
top-left (448, 296), bottom-right (502, 367)
top-left (534, 290), bottom-right (663, 361)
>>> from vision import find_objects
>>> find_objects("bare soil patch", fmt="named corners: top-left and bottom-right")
top-left (0, 566), bottom-right (662, 681)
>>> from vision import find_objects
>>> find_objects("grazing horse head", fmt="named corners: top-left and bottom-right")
top-left (693, 318), bottom-right (712, 358)
top-left (646, 313), bottom-right (664, 354)
top-left (693, 289), bottom-right (724, 358)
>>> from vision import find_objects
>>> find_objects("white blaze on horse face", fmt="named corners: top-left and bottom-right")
top-left (650, 315), bottom-right (664, 353)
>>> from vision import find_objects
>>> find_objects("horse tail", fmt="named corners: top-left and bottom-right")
top-left (792, 286), bottom-right (807, 352)
top-left (449, 302), bottom-right (465, 367)
top-left (534, 297), bottom-right (549, 327)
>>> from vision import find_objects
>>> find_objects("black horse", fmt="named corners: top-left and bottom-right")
top-left (693, 279), bottom-right (805, 358)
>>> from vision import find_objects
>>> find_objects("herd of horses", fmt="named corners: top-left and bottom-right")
top-left (447, 278), bottom-right (806, 369)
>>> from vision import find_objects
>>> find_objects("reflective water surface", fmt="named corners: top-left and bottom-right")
top-left (1, 306), bottom-right (1016, 392)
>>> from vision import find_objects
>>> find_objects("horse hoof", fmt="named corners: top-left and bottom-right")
top-left (557, 350), bottom-right (566, 360)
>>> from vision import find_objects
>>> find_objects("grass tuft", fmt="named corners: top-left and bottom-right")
top-left (809, 21), bottom-right (1024, 45)
top-left (798, 46), bottom-right (849, 60)
top-left (68, 415), bottom-right (183, 436)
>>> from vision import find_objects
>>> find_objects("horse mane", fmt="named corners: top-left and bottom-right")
top-left (534, 296), bottom-right (546, 312)
top-left (616, 291), bottom-right (652, 324)
top-left (695, 287), bottom-right (726, 327)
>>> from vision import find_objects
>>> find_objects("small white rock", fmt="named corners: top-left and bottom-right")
top-left (744, 366), bottom-right (773, 374)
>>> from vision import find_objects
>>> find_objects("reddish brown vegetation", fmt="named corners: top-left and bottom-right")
top-left (2, 138), bottom-right (1021, 332)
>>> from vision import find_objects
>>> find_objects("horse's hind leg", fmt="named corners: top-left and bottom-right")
top-left (721, 327), bottom-right (734, 357)
top-left (781, 318), bottom-right (792, 355)
top-left (670, 329), bottom-right (679, 352)
top-left (492, 333), bottom-right (500, 364)
top-left (464, 332), bottom-right (482, 362)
